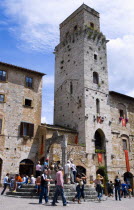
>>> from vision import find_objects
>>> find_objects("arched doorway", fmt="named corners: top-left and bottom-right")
top-left (124, 172), bottom-right (133, 193)
top-left (76, 166), bottom-right (86, 175)
top-left (0, 158), bottom-right (2, 183)
top-left (19, 159), bottom-right (34, 176)
top-left (94, 129), bottom-right (105, 151)
top-left (96, 168), bottom-right (105, 177)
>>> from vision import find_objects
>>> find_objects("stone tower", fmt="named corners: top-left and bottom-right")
top-left (54, 4), bottom-right (112, 176)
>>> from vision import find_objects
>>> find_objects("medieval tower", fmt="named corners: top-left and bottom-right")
top-left (54, 4), bottom-right (113, 177)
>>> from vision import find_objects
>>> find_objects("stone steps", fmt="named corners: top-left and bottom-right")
top-left (6, 184), bottom-right (97, 201)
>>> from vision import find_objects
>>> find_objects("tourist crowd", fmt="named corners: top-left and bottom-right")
top-left (1, 159), bottom-right (133, 206)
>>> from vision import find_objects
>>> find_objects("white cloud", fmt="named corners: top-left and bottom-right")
top-left (1, 0), bottom-right (92, 52)
top-left (107, 35), bottom-right (134, 96)
top-left (43, 75), bottom-right (54, 87)
top-left (127, 90), bottom-right (134, 97)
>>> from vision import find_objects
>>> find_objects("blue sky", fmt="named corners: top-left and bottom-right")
top-left (0, 0), bottom-right (134, 124)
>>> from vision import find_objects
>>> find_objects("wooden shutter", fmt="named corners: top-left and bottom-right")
top-left (20, 122), bottom-right (24, 136)
top-left (29, 123), bottom-right (34, 137)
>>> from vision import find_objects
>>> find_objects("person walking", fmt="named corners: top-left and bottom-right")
top-left (94, 174), bottom-right (103, 202)
top-left (114, 175), bottom-right (121, 201)
top-left (39, 169), bottom-right (53, 205)
top-left (52, 166), bottom-right (67, 206)
top-left (72, 173), bottom-right (87, 204)
top-left (1, 173), bottom-right (10, 195)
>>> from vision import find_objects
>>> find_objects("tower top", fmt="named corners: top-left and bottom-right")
top-left (60, 4), bottom-right (99, 29)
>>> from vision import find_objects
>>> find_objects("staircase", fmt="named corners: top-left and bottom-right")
top-left (6, 184), bottom-right (97, 201)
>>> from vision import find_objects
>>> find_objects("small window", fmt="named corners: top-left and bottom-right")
top-left (74, 25), bottom-right (77, 30)
top-left (123, 139), bottom-right (127, 150)
top-left (24, 99), bottom-right (32, 107)
top-left (0, 70), bottom-right (7, 81)
top-left (94, 54), bottom-right (97, 60)
top-left (70, 82), bottom-right (73, 94)
top-left (0, 119), bottom-right (2, 134)
top-left (96, 99), bottom-right (100, 114)
top-left (0, 94), bottom-right (5, 102)
top-left (90, 22), bottom-right (94, 29)
top-left (20, 122), bottom-right (34, 137)
top-left (26, 77), bottom-right (33, 88)
top-left (93, 72), bottom-right (99, 84)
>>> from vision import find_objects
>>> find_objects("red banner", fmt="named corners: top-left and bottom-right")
top-left (124, 150), bottom-right (130, 172)
top-left (98, 153), bottom-right (102, 163)
top-left (75, 135), bottom-right (78, 144)
top-left (122, 119), bottom-right (126, 127)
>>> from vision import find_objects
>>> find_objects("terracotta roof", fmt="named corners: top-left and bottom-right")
top-left (0, 61), bottom-right (46, 76)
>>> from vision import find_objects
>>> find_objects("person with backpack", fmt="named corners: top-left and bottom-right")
top-left (39, 169), bottom-right (53, 205)
top-left (114, 175), bottom-right (121, 201)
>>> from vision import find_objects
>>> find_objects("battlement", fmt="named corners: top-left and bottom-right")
top-left (55, 26), bottom-right (107, 52)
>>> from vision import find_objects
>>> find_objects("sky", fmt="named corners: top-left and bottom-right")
top-left (0, 0), bottom-right (134, 124)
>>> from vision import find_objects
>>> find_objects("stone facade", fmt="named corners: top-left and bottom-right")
top-left (0, 62), bottom-right (44, 182)
top-left (0, 4), bottom-right (133, 188)
top-left (54, 4), bottom-right (134, 185)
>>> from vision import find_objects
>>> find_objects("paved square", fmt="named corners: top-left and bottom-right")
top-left (0, 195), bottom-right (134, 210)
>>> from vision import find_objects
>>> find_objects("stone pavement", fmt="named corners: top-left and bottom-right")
top-left (0, 194), bottom-right (134, 210)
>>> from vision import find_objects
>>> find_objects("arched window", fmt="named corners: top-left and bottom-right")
top-left (94, 129), bottom-right (105, 151)
top-left (93, 72), bottom-right (99, 84)
top-left (122, 139), bottom-right (127, 150)
top-left (96, 99), bottom-right (100, 114)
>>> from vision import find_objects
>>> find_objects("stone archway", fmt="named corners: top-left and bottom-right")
top-left (124, 172), bottom-right (133, 194)
top-left (76, 165), bottom-right (86, 175)
top-left (94, 129), bottom-right (105, 151)
top-left (45, 131), bottom-right (68, 167)
top-left (0, 158), bottom-right (2, 184)
top-left (19, 159), bottom-right (34, 176)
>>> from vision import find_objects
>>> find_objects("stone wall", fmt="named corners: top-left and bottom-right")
top-left (108, 92), bottom-right (134, 181)
top-left (0, 63), bottom-right (43, 182)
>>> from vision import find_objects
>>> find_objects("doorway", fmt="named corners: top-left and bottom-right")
top-left (19, 159), bottom-right (34, 176)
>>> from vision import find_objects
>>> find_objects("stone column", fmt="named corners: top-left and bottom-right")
top-left (61, 135), bottom-right (68, 167)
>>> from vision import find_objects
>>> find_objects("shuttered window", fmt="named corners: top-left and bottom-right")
top-left (20, 122), bottom-right (34, 137)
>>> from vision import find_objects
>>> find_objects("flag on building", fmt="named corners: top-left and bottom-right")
top-left (124, 150), bottom-right (130, 172)
top-left (122, 119), bottom-right (126, 127)
top-left (98, 153), bottom-right (102, 163)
